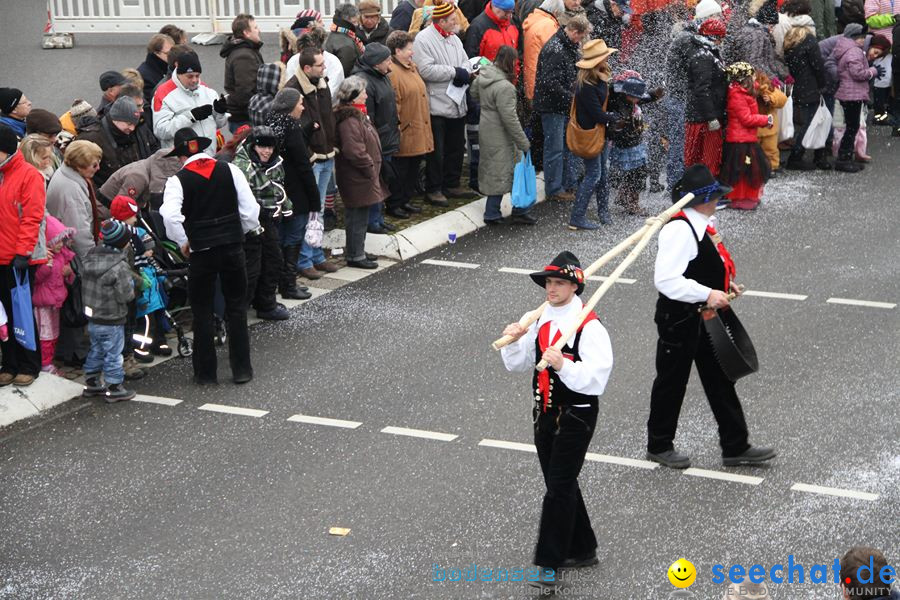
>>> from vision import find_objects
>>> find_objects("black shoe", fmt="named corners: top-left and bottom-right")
top-left (386, 206), bottom-right (410, 219)
top-left (814, 159), bottom-right (833, 170)
top-left (834, 160), bottom-right (863, 173)
top-left (510, 213), bottom-right (537, 225)
top-left (367, 224), bottom-right (388, 235)
top-left (82, 375), bottom-right (107, 398)
top-left (785, 158), bottom-right (815, 171)
top-left (257, 305), bottom-right (290, 320)
top-left (381, 221), bottom-right (397, 232)
top-left (105, 383), bottom-right (135, 403)
top-left (193, 375), bottom-right (218, 385)
top-left (151, 343), bottom-right (173, 357)
top-left (347, 259), bottom-right (378, 269)
top-left (424, 192), bottom-right (449, 207)
top-left (133, 350), bottom-right (154, 364)
top-left (402, 202), bottom-right (423, 214)
top-left (365, 253), bottom-right (378, 261)
top-left (444, 186), bottom-right (479, 199)
top-left (64, 354), bottom-right (85, 368)
top-left (561, 553), bottom-right (599, 569)
top-left (280, 286), bottom-right (311, 300)
top-left (893, 127), bottom-right (900, 137)
top-left (646, 449), bottom-right (691, 469)
top-left (484, 217), bottom-right (507, 226)
top-left (723, 446), bottom-right (776, 466)
top-left (233, 371), bottom-right (253, 385)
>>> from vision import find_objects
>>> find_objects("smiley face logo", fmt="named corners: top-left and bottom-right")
top-left (668, 558), bottom-right (697, 588)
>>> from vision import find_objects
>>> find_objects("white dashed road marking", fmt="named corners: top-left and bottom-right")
top-left (790, 483), bottom-right (879, 501)
top-left (683, 468), bottom-right (763, 486)
top-left (478, 438), bottom-right (537, 453)
top-left (381, 426), bottom-right (458, 442)
top-left (198, 403), bottom-right (269, 418)
top-left (826, 297), bottom-right (896, 309)
top-left (287, 414), bottom-right (363, 429)
top-left (132, 395), bottom-right (183, 406)
top-left (421, 259), bottom-right (481, 269)
top-left (742, 290), bottom-right (808, 301)
top-left (585, 452), bottom-right (658, 470)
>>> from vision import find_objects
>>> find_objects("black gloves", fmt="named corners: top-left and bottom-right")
top-left (213, 97), bottom-right (228, 114)
top-left (190, 104), bottom-right (213, 121)
top-left (12, 255), bottom-right (29, 270)
top-left (874, 64), bottom-right (886, 79)
top-left (452, 67), bottom-right (470, 88)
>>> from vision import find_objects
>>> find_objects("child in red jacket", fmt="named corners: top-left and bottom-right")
top-left (33, 215), bottom-right (76, 374)
top-left (720, 62), bottom-right (774, 210)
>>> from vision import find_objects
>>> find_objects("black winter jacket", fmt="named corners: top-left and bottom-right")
top-left (351, 60), bottom-right (401, 156)
top-left (266, 115), bottom-right (321, 213)
top-left (574, 79), bottom-right (619, 130)
top-left (358, 18), bottom-right (392, 45)
top-left (534, 28), bottom-right (580, 115)
top-left (137, 52), bottom-right (168, 107)
top-left (665, 23), bottom-right (697, 103)
top-left (785, 30), bottom-right (826, 104)
top-left (220, 37), bottom-right (265, 123)
top-left (685, 35), bottom-right (728, 123)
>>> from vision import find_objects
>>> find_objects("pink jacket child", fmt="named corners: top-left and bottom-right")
top-left (33, 215), bottom-right (76, 373)
top-left (833, 36), bottom-right (878, 102)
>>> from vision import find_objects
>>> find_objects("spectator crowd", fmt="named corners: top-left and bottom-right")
top-left (0, 0), bottom-right (898, 393)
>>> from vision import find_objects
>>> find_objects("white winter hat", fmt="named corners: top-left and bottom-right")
top-left (694, 0), bottom-right (723, 20)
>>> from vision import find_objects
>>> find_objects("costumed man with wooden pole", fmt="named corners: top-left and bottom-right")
top-left (499, 251), bottom-right (613, 592)
top-left (646, 164), bottom-right (776, 469)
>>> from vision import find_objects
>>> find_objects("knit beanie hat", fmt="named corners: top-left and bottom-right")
top-left (754, 0), bottom-right (779, 25)
top-left (176, 52), bottom-right (203, 74)
top-left (70, 99), bottom-right (95, 121)
top-left (291, 9), bottom-right (322, 32)
top-left (0, 124), bottom-right (17, 155)
top-left (100, 219), bottom-right (130, 249)
top-left (359, 0), bottom-right (382, 15)
top-left (110, 195), bottom-right (140, 222)
top-left (25, 109), bottom-right (62, 135)
top-left (699, 18), bottom-right (728, 38)
top-left (493, 0), bottom-right (515, 11)
top-left (694, 0), bottom-right (723, 21)
top-left (271, 88), bottom-right (302, 113)
top-left (0, 87), bottom-right (23, 115)
top-left (108, 96), bottom-right (142, 125)
top-left (99, 70), bottom-right (128, 92)
top-left (869, 34), bottom-right (892, 52)
top-left (361, 42), bottom-right (391, 66)
top-left (843, 23), bottom-right (867, 39)
top-left (431, 2), bottom-right (456, 20)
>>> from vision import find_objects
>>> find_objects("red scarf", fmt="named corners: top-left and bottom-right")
top-left (672, 210), bottom-right (736, 290)
top-left (433, 23), bottom-right (454, 38)
top-left (330, 22), bottom-right (365, 54)
top-left (351, 103), bottom-right (368, 115)
top-left (535, 312), bottom-right (598, 412)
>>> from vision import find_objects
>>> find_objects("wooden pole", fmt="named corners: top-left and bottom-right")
top-left (533, 193), bottom-right (696, 371)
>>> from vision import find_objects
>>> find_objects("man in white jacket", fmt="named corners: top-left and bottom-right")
top-left (152, 52), bottom-right (229, 156)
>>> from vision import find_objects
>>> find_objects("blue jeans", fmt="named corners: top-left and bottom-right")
top-left (571, 145), bottom-right (610, 223)
top-left (312, 159), bottom-right (334, 207)
top-left (541, 113), bottom-right (580, 196)
top-left (294, 212), bottom-right (326, 269)
top-left (84, 322), bottom-right (125, 385)
top-left (665, 96), bottom-right (686, 190)
top-left (279, 215), bottom-right (305, 246)
top-left (484, 195), bottom-right (529, 220)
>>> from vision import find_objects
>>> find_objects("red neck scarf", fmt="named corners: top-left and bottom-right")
top-left (672, 210), bottom-right (736, 290)
top-left (433, 23), bottom-right (454, 38)
top-left (351, 103), bottom-right (368, 115)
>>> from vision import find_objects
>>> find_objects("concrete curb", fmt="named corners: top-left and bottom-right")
top-left (0, 375), bottom-right (84, 428)
top-left (323, 174), bottom-right (547, 261)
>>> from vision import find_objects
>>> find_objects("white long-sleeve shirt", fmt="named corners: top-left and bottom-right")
top-left (500, 296), bottom-right (613, 397)
top-left (654, 207), bottom-right (721, 303)
top-left (160, 154), bottom-right (260, 251)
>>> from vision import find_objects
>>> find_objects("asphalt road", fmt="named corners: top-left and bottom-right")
top-left (2, 3), bottom-right (899, 598)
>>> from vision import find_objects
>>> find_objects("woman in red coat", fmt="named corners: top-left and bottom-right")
top-left (720, 62), bottom-right (774, 210)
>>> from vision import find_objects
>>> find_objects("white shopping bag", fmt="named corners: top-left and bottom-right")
top-left (801, 97), bottom-right (833, 149)
top-left (304, 212), bottom-right (324, 249)
top-left (777, 95), bottom-right (794, 142)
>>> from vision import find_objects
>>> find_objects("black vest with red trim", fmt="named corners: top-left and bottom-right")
top-left (657, 212), bottom-right (729, 312)
top-left (176, 158), bottom-right (243, 250)
top-left (531, 312), bottom-right (599, 412)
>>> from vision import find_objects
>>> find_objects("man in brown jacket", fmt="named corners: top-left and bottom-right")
top-left (220, 13), bottom-right (264, 132)
top-left (283, 47), bottom-right (340, 278)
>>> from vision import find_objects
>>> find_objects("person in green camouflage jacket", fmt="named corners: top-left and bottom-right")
top-left (233, 126), bottom-right (307, 320)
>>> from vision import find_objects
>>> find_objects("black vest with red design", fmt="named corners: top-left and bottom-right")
top-left (531, 312), bottom-right (599, 412)
top-left (176, 158), bottom-right (243, 250)
top-left (657, 213), bottom-right (726, 312)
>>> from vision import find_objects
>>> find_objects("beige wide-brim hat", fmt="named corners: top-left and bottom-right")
top-left (575, 39), bottom-right (618, 69)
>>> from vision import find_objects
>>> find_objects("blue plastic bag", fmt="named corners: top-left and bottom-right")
top-left (11, 268), bottom-right (36, 351)
top-left (511, 151), bottom-right (536, 210)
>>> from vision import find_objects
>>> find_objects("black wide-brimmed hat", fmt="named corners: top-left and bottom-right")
top-left (165, 127), bottom-right (212, 157)
top-left (530, 251), bottom-right (586, 295)
top-left (671, 164), bottom-right (733, 208)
